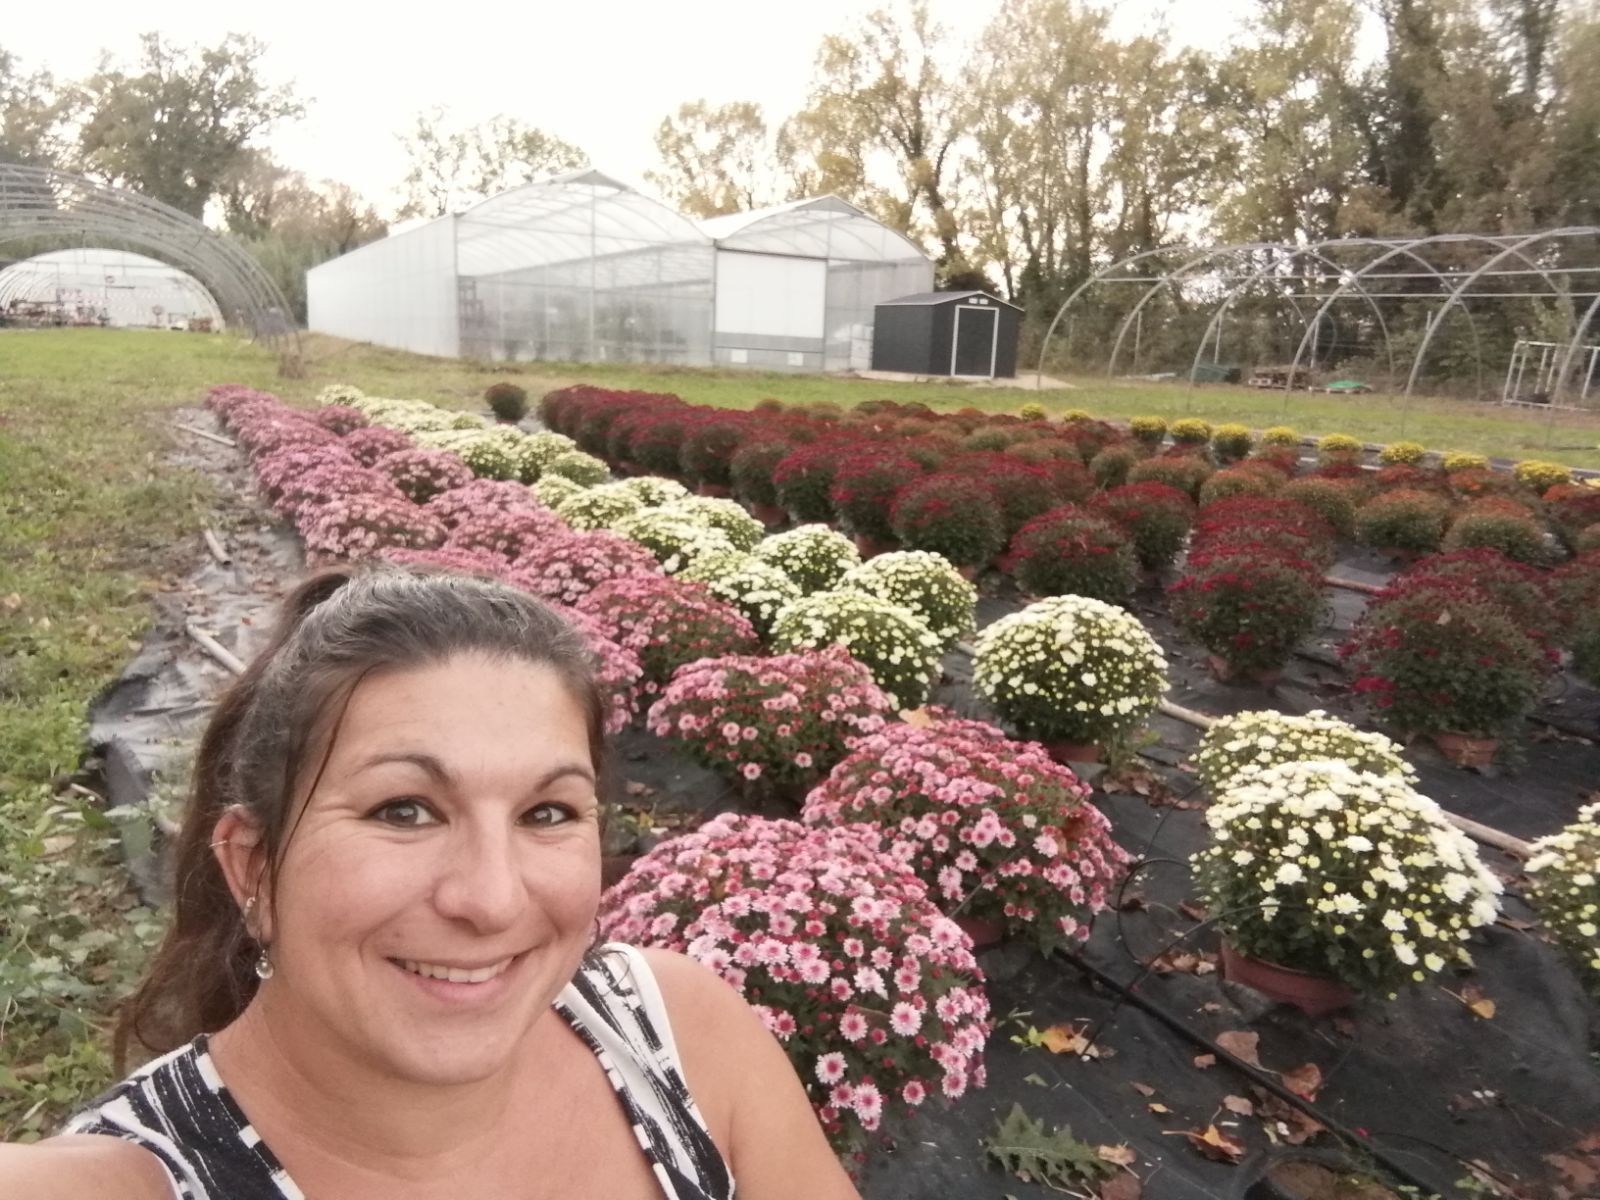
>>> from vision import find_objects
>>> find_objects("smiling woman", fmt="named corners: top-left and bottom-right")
top-left (0, 567), bottom-right (858, 1200)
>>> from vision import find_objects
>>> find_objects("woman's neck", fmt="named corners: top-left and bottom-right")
top-left (207, 989), bottom-right (542, 1185)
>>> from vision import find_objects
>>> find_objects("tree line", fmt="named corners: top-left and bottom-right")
top-left (4, 2), bottom-right (1600, 341)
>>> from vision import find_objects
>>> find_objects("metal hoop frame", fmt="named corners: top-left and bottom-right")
top-left (0, 165), bottom-right (301, 358)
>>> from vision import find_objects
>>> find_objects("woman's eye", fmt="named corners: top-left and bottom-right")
top-left (524, 803), bottom-right (577, 827)
top-left (372, 799), bottom-right (438, 827)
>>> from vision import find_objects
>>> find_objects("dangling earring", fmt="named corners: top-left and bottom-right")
top-left (243, 894), bottom-right (274, 981)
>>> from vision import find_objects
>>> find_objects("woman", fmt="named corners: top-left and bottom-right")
top-left (1, 567), bottom-right (860, 1199)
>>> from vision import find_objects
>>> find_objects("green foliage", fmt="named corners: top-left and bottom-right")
top-left (1090, 443), bottom-right (1140, 489)
top-left (1355, 489), bottom-right (1453, 555)
top-left (985, 1103), bottom-right (1113, 1191)
top-left (1281, 477), bottom-right (1359, 540)
top-left (484, 381), bottom-right (529, 422)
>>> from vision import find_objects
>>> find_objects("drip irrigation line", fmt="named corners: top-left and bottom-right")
top-left (1055, 945), bottom-right (1450, 1199)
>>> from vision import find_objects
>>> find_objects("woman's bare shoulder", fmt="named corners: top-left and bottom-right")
top-left (0, 1134), bottom-right (175, 1200)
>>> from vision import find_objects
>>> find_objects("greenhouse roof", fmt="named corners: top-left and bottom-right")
top-left (454, 169), bottom-right (711, 278)
top-left (698, 195), bottom-right (929, 264)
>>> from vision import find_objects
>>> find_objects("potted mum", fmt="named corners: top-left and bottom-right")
top-left (1525, 804), bottom-right (1600, 997)
top-left (1198, 467), bottom-right (1281, 506)
top-left (678, 551), bottom-right (803, 640)
top-left (423, 478), bottom-right (543, 528)
top-left (610, 509), bottom-right (740, 575)
top-left (545, 449), bottom-right (613, 487)
top-left (753, 525), bottom-right (862, 594)
top-left (530, 473), bottom-right (588, 510)
top-left (1442, 498), bottom-right (1554, 567)
top-left (660, 495), bottom-right (766, 553)
top-left (599, 814), bottom-right (992, 1159)
top-left (1169, 417), bottom-right (1213, 449)
top-left (295, 492), bottom-right (447, 566)
top-left (509, 529), bottom-right (662, 607)
top-left (770, 591), bottom-right (944, 710)
top-left (678, 415), bottom-right (751, 496)
top-left (1193, 760), bottom-right (1502, 1014)
top-left (512, 430), bottom-right (580, 482)
top-left (1129, 415), bottom-right (1168, 452)
top-left (837, 551), bottom-right (977, 653)
top-left (1340, 584), bottom-right (1556, 767)
top-left (342, 425), bottom-right (414, 467)
top-left (1127, 453), bottom-right (1214, 500)
top-left (1355, 492), bottom-right (1452, 561)
top-left (1090, 482), bottom-right (1196, 578)
top-left (889, 474), bottom-right (1007, 577)
top-left (731, 440), bottom-right (797, 527)
top-left (829, 451), bottom-right (926, 555)
top-left (444, 506), bottom-right (568, 563)
top-left (376, 448), bottom-right (475, 504)
top-left (1211, 423), bottom-right (1254, 464)
top-left (1090, 444), bottom-right (1141, 489)
top-left (1389, 548), bottom-right (1557, 634)
top-left (801, 716), bottom-right (1128, 951)
top-left (575, 574), bottom-right (758, 691)
top-left (1317, 433), bottom-right (1365, 467)
top-left (554, 485), bottom-right (645, 531)
top-left (647, 646), bottom-right (893, 803)
top-left (1280, 477), bottom-right (1358, 540)
top-left (774, 443), bottom-right (852, 523)
top-left (1007, 505), bottom-right (1139, 605)
top-left (1191, 709), bottom-right (1415, 795)
top-left (1168, 547), bottom-right (1326, 686)
top-left (972, 595), bottom-right (1169, 763)
top-left (614, 474), bottom-right (689, 507)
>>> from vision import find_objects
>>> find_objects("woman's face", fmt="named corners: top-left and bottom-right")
top-left (253, 652), bottom-right (601, 1088)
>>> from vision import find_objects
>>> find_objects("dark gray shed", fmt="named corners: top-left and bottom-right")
top-left (870, 290), bottom-right (1023, 378)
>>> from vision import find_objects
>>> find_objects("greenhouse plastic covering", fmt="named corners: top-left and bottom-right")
top-left (307, 171), bottom-right (933, 371)
top-left (0, 248), bottom-right (224, 328)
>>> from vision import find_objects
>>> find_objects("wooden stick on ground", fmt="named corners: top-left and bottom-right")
top-left (185, 620), bottom-right (246, 675)
top-left (201, 526), bottom-right (232, 566)
top-left (1325, 575), bottom-right (1387, 596)
top-left (1156, 699), bottom-right (1533, 858)
top-left (174, 423), bottom-right (236, 448)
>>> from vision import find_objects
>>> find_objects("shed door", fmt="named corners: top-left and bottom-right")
top-left (951, 305), bottom-right (997, 377)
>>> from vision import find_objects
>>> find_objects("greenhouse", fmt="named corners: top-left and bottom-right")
top-left (0, 247), bottom-right (224, 329)
top-left (306, 171), bottom-right (932, 371)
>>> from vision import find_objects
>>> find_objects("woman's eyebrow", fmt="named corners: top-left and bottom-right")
top-left (351, 753), bottom-right (595, 791)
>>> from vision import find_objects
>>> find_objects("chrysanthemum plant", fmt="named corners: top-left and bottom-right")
top-left (599, 814), bottom-right (992, 1159)
top-left (801, 716), bottom-right (1127, 951)
top-left (1192, 761), bottom-right (1502, 995)
top-left (972, 596), bottom-right (1168, 749)
top-left (647, 646), bottom-right (893, 797)
top-left (1526, 804), bottom-right (1600, 997)
top-left (771, 591), bottom-right (944, 710)
top-left (1191, 710), bottom-right (1416, 794)
top-left (836, 551), bottom-right (977, 652)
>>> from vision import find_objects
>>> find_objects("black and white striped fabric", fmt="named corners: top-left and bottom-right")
top-left (64, 943), bottom-right (734, 1199)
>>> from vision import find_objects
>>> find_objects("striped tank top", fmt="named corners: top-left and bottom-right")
top-left (65, 944), bottom-right (735, 1200)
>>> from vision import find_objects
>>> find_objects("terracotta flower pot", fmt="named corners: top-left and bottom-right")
top-left (955, 562), bottom-right (982, 582)
top-left (696, 480), bottom-right (733, 498)
top-left (991, 550), bottom-right (1019, 575)
top-left (749, 501), bottom-right (788, 529)
top-left (1430, 731), bottom-right (1498, 769)
top-left (1042, 739), bottom-right (1101, 765)
top-left (953, 914), bottom-right (1006, 948)
top-left (852, 532), bottom-right (899, 559)
top-left (1220, 942), bottom-right (1354, 1017)
top-left (1207, 653), bottom-right (1283, 688)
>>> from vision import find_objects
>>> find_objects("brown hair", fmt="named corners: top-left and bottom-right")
top-left (115, 565), bottom-right (605, 1065)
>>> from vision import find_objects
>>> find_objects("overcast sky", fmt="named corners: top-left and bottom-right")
top-left (9, 0), bottom-right (1248, 218)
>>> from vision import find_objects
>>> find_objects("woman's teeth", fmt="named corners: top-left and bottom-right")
top-left (400, 958), bottom-right (512, 984)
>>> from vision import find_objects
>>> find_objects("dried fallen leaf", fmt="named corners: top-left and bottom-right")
top-left (1039, 1023), bottom-right (1108, 1059)
top-left (1332, 1017), bottom-right (1358, 1038)
top-left (1193, 1054), bottom-right (1216, 1070)
top-left (623, 781), bottom-right (655, 797)
top-left (1459, 984), bottom-right (1497, 1020)
top-left (901, 707), bottom-right (936, 727)
top-left (1148, 1103), bottom-right (1172, 1115)
top-left (1099, 1175), bottom-right (1143, 1200)
top-left (1178, 899), bottom-right (1208, 922)
top-left (1253, 1089), bottom-right (1325, 1146)
top-left (1547, 1153), bottom-right (1600, 1191)
top-left (1173, 1124), bottom-right (1246, 1163)
top-left (1280, 1062), bottom-right (1323, 1101)
top-left (1222, 1095), bottom-right (1254, 1116)
top-left (1215, 1030), bottom-right (1262, 1068)
top-left (1096, 1144), bottom-right (1137, 1167)
top-left (1131, 1082), bottom-right (1156, 1097)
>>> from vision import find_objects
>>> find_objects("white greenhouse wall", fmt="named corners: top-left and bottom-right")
top-left (307, 216), bottom-right (460, 357)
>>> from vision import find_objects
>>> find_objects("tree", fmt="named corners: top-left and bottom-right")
top-left (0, 47), bottom-right (63, 168)
top-left (784, 2), bottom-right (963, 271)
top-left (72, 33), bottom-right (303, 218)
top-left (224, 154), bottom-right (386, 323)
top-left (646, 101), bottom-right (775, 217)
top-left (396, 110), bottom-right (586, 219)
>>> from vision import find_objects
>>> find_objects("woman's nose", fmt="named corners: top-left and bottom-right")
top-left (431, 824), bottom-right (524, 933)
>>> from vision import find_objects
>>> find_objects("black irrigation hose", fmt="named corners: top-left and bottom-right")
top-left (1055, 945), bottom-right (1451, 1200)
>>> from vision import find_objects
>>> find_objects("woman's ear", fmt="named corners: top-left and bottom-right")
top-left (211, 808), bottom-right (272, 938)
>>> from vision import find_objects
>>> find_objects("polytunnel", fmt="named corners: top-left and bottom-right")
top-left (306, 171), bottom-right (934, 371)
top-left (0, 248), bottom-right (225, 329)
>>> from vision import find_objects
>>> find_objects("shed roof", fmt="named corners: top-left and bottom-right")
top-left (879, 290), bottom-right (1023, 311)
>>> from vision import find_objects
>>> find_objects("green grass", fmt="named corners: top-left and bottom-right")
top-left (0, 324), bottom-right (1597, 1136)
